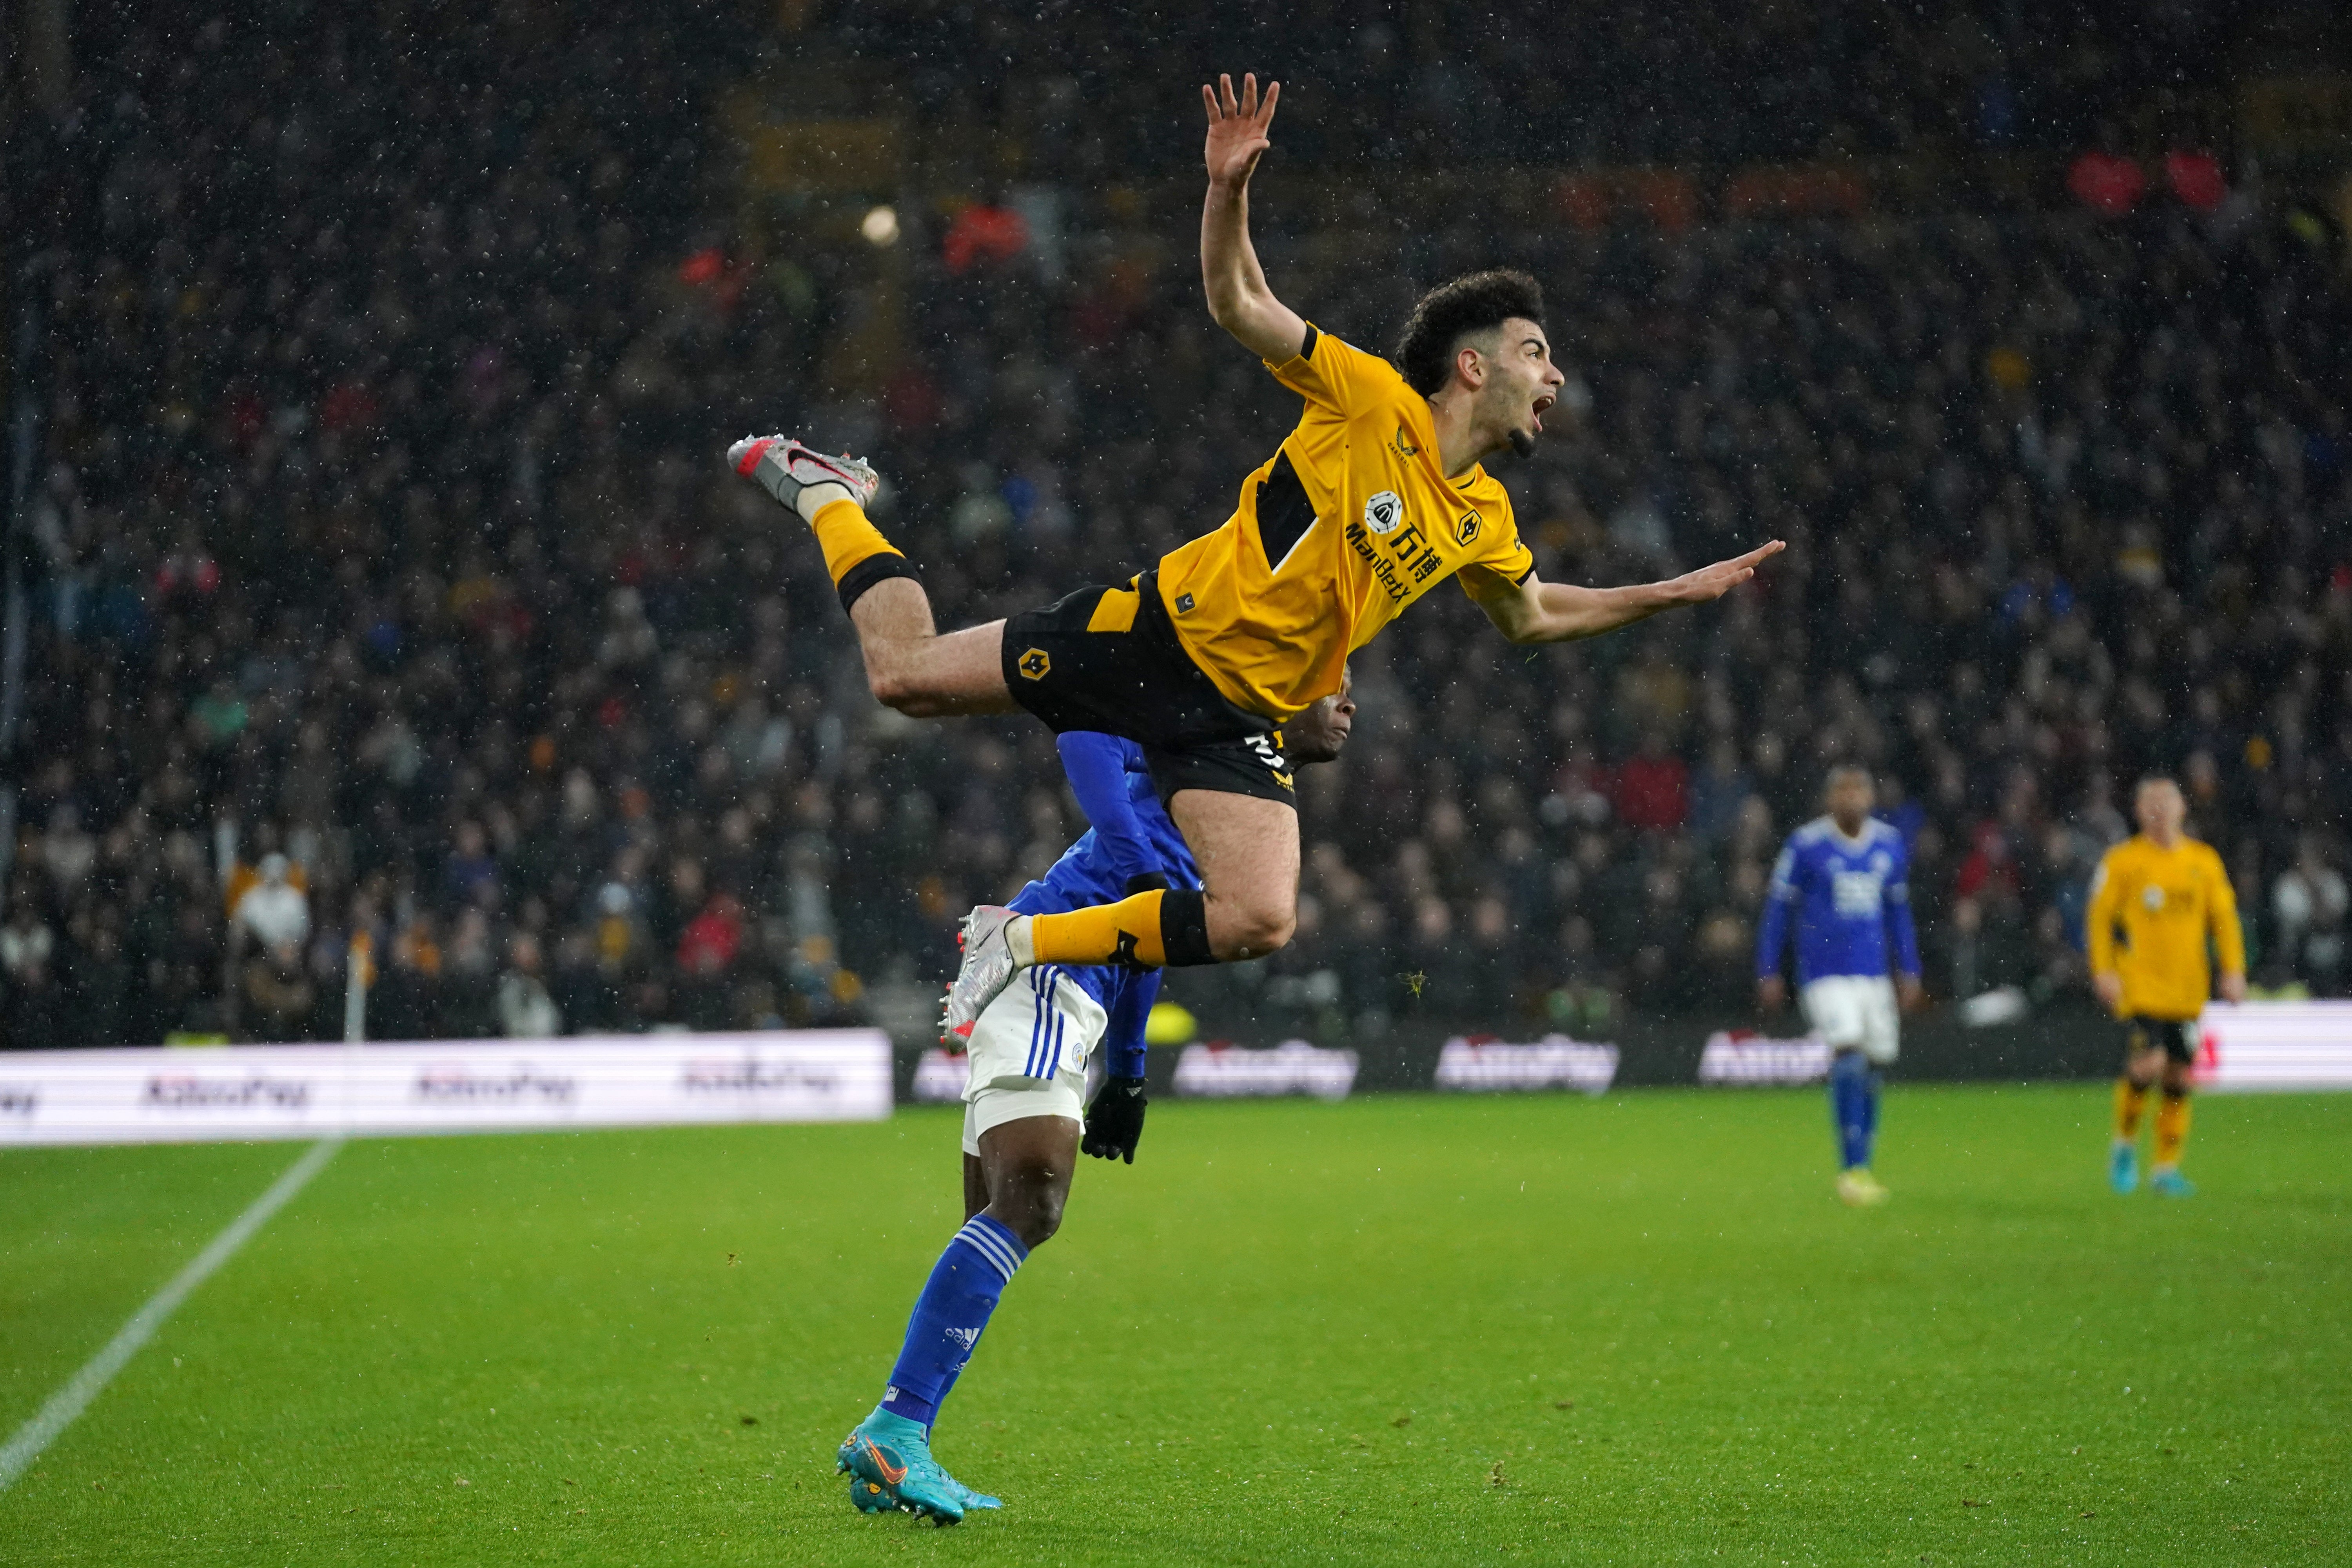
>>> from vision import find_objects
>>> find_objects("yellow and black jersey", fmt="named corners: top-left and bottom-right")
top-left (2087, 834), bottom-right (2245, 1021)
top-left (1152, 326), bottom-right (1536, 722)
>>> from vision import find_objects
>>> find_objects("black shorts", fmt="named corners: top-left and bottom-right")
top-left (2123, 1016), bottom-right (2200, 1067)
top-left (1001, 570), bottom-right (1296, 808)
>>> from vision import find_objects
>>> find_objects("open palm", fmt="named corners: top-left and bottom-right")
top-left (1672, 540), bottom-right (1786, 603)
top-left (1202, 72), bottom-right (1280, 185)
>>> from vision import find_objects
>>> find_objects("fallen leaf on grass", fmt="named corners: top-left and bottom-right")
top-left (1392, 1416), bottom-right (1412, 1428)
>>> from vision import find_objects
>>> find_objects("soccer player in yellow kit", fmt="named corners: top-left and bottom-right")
top-left (726, 74), bottom-right (1780, 1035)
top-left (2086, 776), bottom-right (2247, 1197)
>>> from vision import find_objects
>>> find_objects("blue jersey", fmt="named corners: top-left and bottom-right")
top-left (1005, 734), bottom-right (1199, 1078)
top-left (1755, 816), bottom-right (1922, 985)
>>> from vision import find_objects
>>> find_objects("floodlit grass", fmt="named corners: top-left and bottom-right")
top-left (2, 1085), bottom-right (2347, 1564)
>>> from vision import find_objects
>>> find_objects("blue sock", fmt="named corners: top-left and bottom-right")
top-left (878, 1214), bottom-right (1027, 1428)
top-left (1829, 1051), bottom-right (1871, 1170)
top-left (1861, 1069), bottom-right (1882, 1170)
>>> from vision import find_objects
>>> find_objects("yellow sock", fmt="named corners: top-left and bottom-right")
top-left (2113, 1078), bottom-right (2148, 1141)
top-left (2154, 1092), bottom-right (2191, 1167)
top-left (809, 498), bottom-right (902, 588)
top-left (1030, 891), bottom-right (1166, 967)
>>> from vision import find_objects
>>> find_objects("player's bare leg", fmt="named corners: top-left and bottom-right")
top-left (1167, 789), bottom-right (1301, 960)
top-left (849, 579), bottom-right (1016, 719)
top-left (966, 1115), bottom-right (1080, 1248)
top-left (728, 436), bottom-right (1016, 718)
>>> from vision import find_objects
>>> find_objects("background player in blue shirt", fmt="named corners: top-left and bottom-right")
top-left (838, 682), bottom-right (1356, 1523)
top-left (1755, 765), bottom-right (1923, 1207)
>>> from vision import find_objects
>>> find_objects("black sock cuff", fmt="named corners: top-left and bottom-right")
top-left (837, 552), bottom-right (916, 615)
top-left (1160, 887), bottom-right (1214, 967)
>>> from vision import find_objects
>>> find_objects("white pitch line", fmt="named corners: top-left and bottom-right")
top-left (0, 1136), bottom-right (344, 1492)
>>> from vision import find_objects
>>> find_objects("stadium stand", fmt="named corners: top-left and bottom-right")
top-left (3, 3), bottom-right (2348, 1047)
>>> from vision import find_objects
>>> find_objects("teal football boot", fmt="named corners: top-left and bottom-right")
top-left (939, 1466), bottom-right (1002, 1512)
top-left (2149, 1166), bottom-right (2196, 1198)
top-left (2109, 1142), bottom-right (2138, 1195)
top-left (837, 1410), bottom-right (965, 1524)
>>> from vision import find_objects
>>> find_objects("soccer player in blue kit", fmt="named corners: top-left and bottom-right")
top-left (1755, 765), bottom-right (1924, 1206)
top-left (837, 682), bottom-right (1356, 1523)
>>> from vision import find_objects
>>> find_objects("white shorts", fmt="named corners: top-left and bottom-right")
top-left (958, 965), bottom-right (1107, 1157)
top-left (1801, 975), bottom-right (1900, 1066)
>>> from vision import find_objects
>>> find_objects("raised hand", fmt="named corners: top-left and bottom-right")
top-left (1668, 540), bottom-right (1786, 603)
top-left (1202, 72), bottom-right (1280, 187)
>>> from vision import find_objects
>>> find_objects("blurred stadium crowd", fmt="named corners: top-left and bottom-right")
top-left (2, 4), bottom-right (2348, 1047)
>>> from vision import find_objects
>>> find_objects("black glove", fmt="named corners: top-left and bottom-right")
top-left (1122, 872), bottom-right (1169, 895)
top-left (1081, 1074), bottom-right (1149, 1163)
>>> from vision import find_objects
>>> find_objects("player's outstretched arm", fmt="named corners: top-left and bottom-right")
top-left (1200, 72), bottom-right (1307, 364)
top-left (1470, 541), bottom-right (1785, 644)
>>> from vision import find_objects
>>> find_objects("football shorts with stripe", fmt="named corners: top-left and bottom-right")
top-left (959, 964), bottom-right (1108, 1156)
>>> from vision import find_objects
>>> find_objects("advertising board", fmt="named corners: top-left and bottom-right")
top-left (0, 1032), bottom-right (893, 1146)
top-left (1171, 1040), bottom-right (1358, 1100)
top-left (2193, 1001), bottom-right (2352, 1091)
top-left (1433, 1036), bottom-right (1620, 1094)
top-left (1696, 1030), bottom-right (1832, 1087)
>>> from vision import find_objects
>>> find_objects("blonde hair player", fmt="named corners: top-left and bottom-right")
top-left (2087, 775), bottom-right (2246, 1198)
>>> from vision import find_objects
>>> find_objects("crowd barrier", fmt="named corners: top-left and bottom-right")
top-left (0, 1031), bottom-right (893, 1146)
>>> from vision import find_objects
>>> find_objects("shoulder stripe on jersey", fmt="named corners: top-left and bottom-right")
top-left (1255, 450), bottom-right (1317, 572)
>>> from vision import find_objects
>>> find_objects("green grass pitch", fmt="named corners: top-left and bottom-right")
top-left (2, 1085), bottom-right (2347, 1565)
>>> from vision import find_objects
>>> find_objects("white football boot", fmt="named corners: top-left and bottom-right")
top-left (727, 436), bottom-right (880, 518)
top-left (942, 906), bottom-right (1024, 1043)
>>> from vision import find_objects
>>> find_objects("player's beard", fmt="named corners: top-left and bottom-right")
top-left (1506, 426), bottom-right (1536, 460)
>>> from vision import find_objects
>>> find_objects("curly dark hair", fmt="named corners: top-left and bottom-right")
top-left (1390, 270), bottom-right (1546, 395)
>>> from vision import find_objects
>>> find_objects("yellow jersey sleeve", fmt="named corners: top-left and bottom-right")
top-left (2086, 849), bottom-right (2122, 978)
top-left (2203, 844), bottom-right (2247, 976)
top-left (1454, 494), bottom-right (1536, 599)
top-left (1264, 325), bottom-right (1399, 417)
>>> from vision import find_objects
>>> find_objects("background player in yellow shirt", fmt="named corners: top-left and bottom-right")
top-left (2086, 776), bottom-right (2246, 1197)
top-left (726, 73), bottom-right (1780, 1038)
